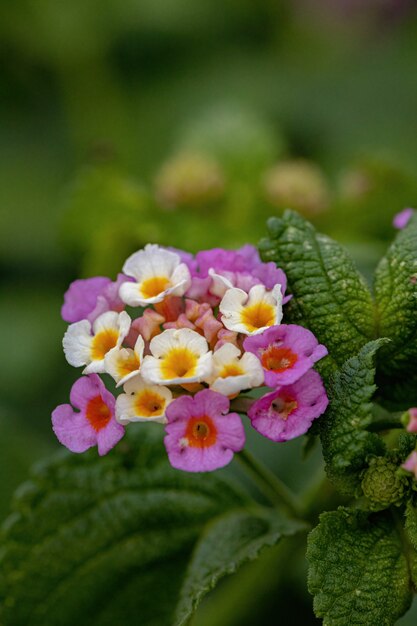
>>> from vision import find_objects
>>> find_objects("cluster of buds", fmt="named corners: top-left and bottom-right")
top-left (52, 244), bottom-right (329, 472)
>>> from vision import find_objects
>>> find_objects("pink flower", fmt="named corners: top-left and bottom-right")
top-left (127, 309), bottom-right (165, 344)
top-left (393, 208), bottom-right (414, 230)
top-left (61, 274), bottom-right (128, 324)
top-left (51, 374), bottom-right (124, 456)
top-left (173, 245), bottom-right (288, 304)
top-left (247, 370), bottom-right (328, 442)
top-left (243, 324), bottom-right (327, 387)
top-left (402, 451), bottom-right (417, 478)
top-left (164, 389), bottom-right (245, 472)
top-left (163, 299), bottom-right (223, 348)
top-left (197, 245), bottom-right (287, 297)
top-left (405, 408), bottom-right (417, 433)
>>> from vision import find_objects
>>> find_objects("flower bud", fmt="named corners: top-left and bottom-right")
top-left (361, 456), bottom-right (408, 511)
top-left (155, 152), bottom-right (225, 211)
top-left (263, 160), bottom-right (330, 216)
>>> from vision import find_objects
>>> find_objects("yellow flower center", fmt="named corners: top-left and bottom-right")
top-left (90, 329), bottom-right (119, 361)
top-left (219, 362), bottom-right (244, 378)
top-left (140, 276), bottom-right (170, 299)
top-left (160, 347), bottom-right (198, 380)
top-left (240, 301), bottom-right (276, 332)
top-left (116, 352), bottom-right (140, 378)
top-left (135, 389), bottom-right (166, 417)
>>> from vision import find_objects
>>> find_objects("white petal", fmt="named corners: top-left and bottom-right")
top-left (211, 374), bottom-right (252, 396)
top-left (119, 281), bottom-right (146, 307)
top-left (271, 284), bottom-right (283, 325)
top-left (239, 352), bottom-right (265, 386)
top-left (141, 350), bottom-right (213, 385)
top-left (208, 269), bottom-right (234, 298)
top-left (118, 311), bottom-right (132, 344)
top-left (116, 376), bottom-right (172, 424)
top-left (92, 310), bottom-right (120, 335)
top-left (169, 263), bottom-right (192, 296)
top-left (122, 245), bottom-right (180, 281)
top-left (212, 343), bottom-right (242, 366)
top-left (134, 334), bottom-right (145, 359)
top-left (219, 287), bottom-right (247, 314)
top-left (104, 346), bottom-right (139, 384)
top-left (63, 320), bottom-right (92, 367)
top-left (83, 360), bottom-right (106, 374)
top-left (149, 328), bottom-right (209, 358)
top-left (119, 278), bottom-right (188, 307)
top-left (219, 284), bottom-right (282, 336)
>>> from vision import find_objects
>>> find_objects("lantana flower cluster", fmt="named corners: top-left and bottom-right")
top-left (52, 244), bottom-right (329, 472)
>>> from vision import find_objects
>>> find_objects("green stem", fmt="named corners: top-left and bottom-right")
top-left (236, 448), bottom-right (302, 518)
top-left (367, 420), bottom-right (403, 432)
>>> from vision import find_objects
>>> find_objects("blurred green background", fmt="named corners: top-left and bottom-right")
top-left (1, 1), bottom-right (417, 623)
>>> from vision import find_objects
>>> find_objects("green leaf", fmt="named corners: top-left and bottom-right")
top-left (320, 340), bottom-right (386, 495)
top-left (405, 501), bottom-right (417, 589)
top-left (174, 508), bottom-right (307, 626)
top-left (307, 507), bottom-right (412, 625)
top-left (405, 500), bottom-right (417, 552)
top-left (0, 430), bottom-right (248, 626)
top-left (374, 216), bottom-right (417, 384)
top-left (259, 211), bottom-right (375, 376)
top-left (374, 215), bottom-right (417, 408)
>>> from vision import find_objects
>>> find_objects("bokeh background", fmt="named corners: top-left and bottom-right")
top-left (1, 1), bottom-right (417, 623)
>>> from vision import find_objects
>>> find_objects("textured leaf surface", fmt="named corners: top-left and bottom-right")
top-left (174, 508), bottom-right (306, 625)
top-left (405, 500), bottom-right (417, 552)
top-left (320, 340), bottom-right (386, 495)
top-left (374, 216), bottom-right (417, 381)
top-left (0, 430), bottom-right (248, 626)
top-left (405, 501), bottom-right (417, 590)
top-left (307, 507), bottom-right (412, 625)
top-left (259, 211), bottom-right (375, 376)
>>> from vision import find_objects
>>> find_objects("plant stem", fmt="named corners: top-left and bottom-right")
top-left (367, 420), bottom-right (403, 432)
top-left (236, 448), bottom-right (302, 518)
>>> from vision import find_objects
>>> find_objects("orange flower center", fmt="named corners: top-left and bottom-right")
top-left (184, 415), bottom-right (218, 448)
top-left (90, 329), bottom-right (119, 361)
top-left (141, 276), bottom-right (170, 299)
top-left (135, 389), bottom-right (166, 417)
top-left (271, 394), bottom-right (298, 420)
top-left (86, 395), bottom-right (112, 431)
top-left (240, 301), bottom-right (275, 332)
top-left (261, 346), bottom-right (297, 372)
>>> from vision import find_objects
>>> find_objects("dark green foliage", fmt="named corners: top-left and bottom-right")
top-left (361, 456), bottom-right (408, 511)
top-left (259, 211), bottom-right (375, 377)
top-left (0, 430), bottom-right (304, 626)
top-left (174, 508), bottom-right (306, 625)
top-left (307, 507), bottom-right (412, 625)
top-left (0, 430), bottom-right (246, 625)
top-left (374, 216), bottom-right (417, 407)
top-left (320, 340), bottom-right (386, 496)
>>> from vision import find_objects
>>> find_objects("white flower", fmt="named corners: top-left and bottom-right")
top-left (104, 334), bottom-right (145, 387)
top-left (140, 328), bottom-right (212, 385)
top-left (63, 311), bottom-right (131, 374)
top-left (208, 268), bottom-right (234, 298)
top-left (208, 343), bottom-right (264, 396)
top-left (119, 244), bottom-right (191, 307)
top-left (116, 377), bottom-right (172, 424)
top-left (219, 284), bottom-right (283, 335)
